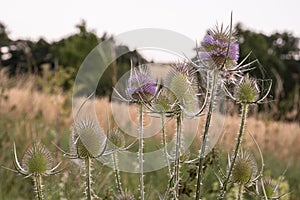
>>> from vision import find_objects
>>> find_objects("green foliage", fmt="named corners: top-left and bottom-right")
top-left (51, 20), bottom-right (99, 69)
top-left (0, 20), bottom-right (146, 98)
top-left (236, 23), bottom-right (300, 121)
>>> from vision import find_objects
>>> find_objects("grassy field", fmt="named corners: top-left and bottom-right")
top-left (0, 76), bottom-right (299, 199)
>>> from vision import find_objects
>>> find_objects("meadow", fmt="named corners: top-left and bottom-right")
top-left (0, 73), bottom-right (299, 200)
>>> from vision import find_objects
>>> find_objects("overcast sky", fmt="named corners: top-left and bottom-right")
top-left (1, 0), bottom-right (299, 61)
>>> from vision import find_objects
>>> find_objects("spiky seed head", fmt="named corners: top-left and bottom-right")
top-left (231, 151), bottom-right (257, 185)
top-left (72, 120), bottom-right (105, 158)
top-left (126, 65), bottom-right (157, 102)
top-left (116, 190), bottom-right (135, 200)
top-left (22, 143), bottom-right (53, 175)
top-left (180, 150), bottom-right (190, 162)
top-left (258, 177), bottom-right (276, 198)
top-left (108, 128), bottom-right (125, 148)
top-left (153, 87), bottom-right (179, 115)
top-left (200, 25), bottom-right (239, 69)
top-left (164, 63), bottom-right (199, 115)
top-left (235, 75), bottom-right (259, 104)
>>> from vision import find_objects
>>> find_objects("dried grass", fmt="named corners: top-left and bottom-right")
top-left (1, 74), bottom-right (299, 161)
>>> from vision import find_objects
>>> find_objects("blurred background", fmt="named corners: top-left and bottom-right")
top-left (0, 0), bottom-right (299, 199)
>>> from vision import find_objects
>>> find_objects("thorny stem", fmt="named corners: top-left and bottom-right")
top-left (34, 175), bottom-right (44, 200)
top-left (112, 152), bottom-right (123, 195)
top-left (237, 184), bottom-right (244, 200)
top-left (161, 114), bottom-right (171, 178)
top-left (218, 103), bottom-right (249, 199)
top-left (138, 104), bottom-right (144, 200)
top-left (85, 157), bottom-right (92, 200)
top-left (195, 70), bottom-right (219, 200)
top-left (174, 114), bottom-right (182, 200)
top-left (161, 114), bottom-right (172, 200)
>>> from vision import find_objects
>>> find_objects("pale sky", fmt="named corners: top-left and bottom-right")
top-left (1, 0), bottom-right (299, 61)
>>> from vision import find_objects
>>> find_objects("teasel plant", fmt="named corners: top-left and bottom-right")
top-left (106, 120), bottom-right (137, 199)
top-left (190, 13), bottom-right (258, 200)
top-left (6, 142), bottom-right (62, 200)
top-left (146, 62), bottom-right (201, 199)
top-left (108, 128), bottom-right (126, 196)
top-left (228, 149), bottom-right (258, 199)
top-left (254, 175), bottom-right (290, 199)
top-left (148, 86), bottom-right (181, 199)
top-left (217, 74), bottom-right (272, 199)
top-left (55, 118), bottom-right (107, 200)
top-left (50, 92), bottom-right (104, 199)
top-left (113, 63), bottom-right (158, 200)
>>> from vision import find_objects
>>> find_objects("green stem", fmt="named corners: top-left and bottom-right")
top-left (218, 103), bottom-right (249, 199)
top-left (161, 114), bottom-right (171, 178)
top-left (195, 70), bottom-right (218, 200)
top-left (237, 184), bottom-right (244, 200)
top-left (34, 175), bottom-right (44, 200)
top-left (85, 157), bottom-right (92, 200)
top-left (112, 152), bottom-right (123, 195)
top-left (161, 114), bottom-right (172, 200)
top-left (173, 114), bottom-right (182, 199)
top-left (138, 104), bottom-right (144, 200)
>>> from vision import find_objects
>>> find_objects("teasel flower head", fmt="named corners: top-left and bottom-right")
top-left (68, 119), bottom-right (107, 159)
top-left (152, 87), bottom-right (181, 117)
top-left (192, 15), bottom-right (256, 85)
top-left (108, 128), bottom-right (125, 149)
top-left (200, 24), bottom-right (239, 69)
top-left (13, 142), bottom-right (62, 177)
top-left (154, 62), bottom-right (200, 117)
top-left (115, 190), bottom-right (135, 200)
top-left (257, 177), bottom-right (277, 198)
top-left (230, 150), bottom-right (258, 186)
top-left (225, 74), bottom-right (272, 105)
top-left (126, 64), bottom-right (157, 103)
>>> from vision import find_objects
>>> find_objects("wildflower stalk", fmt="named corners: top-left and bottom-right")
top-left (112, 151), bottom-right (123, 195)
top-left (237, 184), bottom-right (244, 200)
top-left (195, 70), bottom-right (219, 200)
top-left (138, 103), bottom-right (144, 200)
top-left (161, 114), bottom-right (171, 178)
top-left (218, 103), bottom-right (249, 199)
top-left (162, 112), bottom-right (172, 199)
top-left (85, 157), bottom-right (92, 200)
top-left (173, 114), bottom-right (183, 199)
top-left (34, 175), bottom-right (44, 200)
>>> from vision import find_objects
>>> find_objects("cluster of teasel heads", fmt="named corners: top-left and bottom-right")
top-left (7, 16), bottom-right (289, 200)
